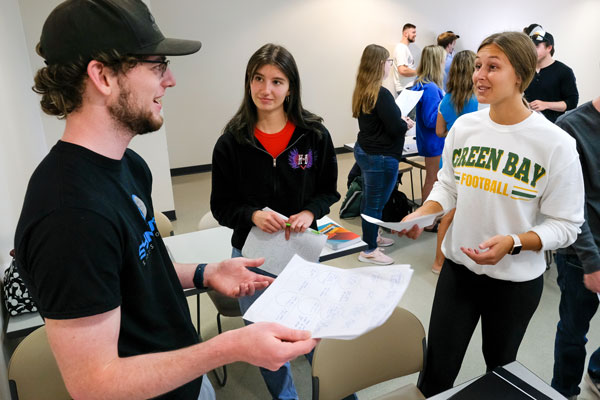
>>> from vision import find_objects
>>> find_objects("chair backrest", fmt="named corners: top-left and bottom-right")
top-left (207, 290), bottom-right (242, 318)
top-left (155, 211), bottom-right (174, 237)
top-left (311, 307), bottom-right (426, 400)
top-left (8, 325), bottom-right (71, 400)
top-left (197, 212), bottom-right (220, 230)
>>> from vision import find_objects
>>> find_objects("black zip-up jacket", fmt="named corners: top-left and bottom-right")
top-left (211, 123), bottom-right (341, 250)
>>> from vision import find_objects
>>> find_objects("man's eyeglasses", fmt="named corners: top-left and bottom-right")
top-left (137, 58), bottom-right (170, 77)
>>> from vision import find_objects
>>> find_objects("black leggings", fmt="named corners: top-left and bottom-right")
top-left (418, 258), bottom-right (544, 397)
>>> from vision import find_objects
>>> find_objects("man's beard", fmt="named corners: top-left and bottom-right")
top-left (108, 79), bottom-right (163, 136)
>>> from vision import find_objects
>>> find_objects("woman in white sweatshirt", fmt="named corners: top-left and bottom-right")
top-left (399, 31), bottom-right (585, 397)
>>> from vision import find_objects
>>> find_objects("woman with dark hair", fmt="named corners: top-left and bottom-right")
top-left (351, 44), bottom-right (411, 265)
top-left (210, 43), bottom-right (340, 399)
top-left (399, 32), bottom-right (584, 396)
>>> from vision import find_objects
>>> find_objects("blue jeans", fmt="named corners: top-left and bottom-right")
top-left (552, 252), bottom-right (600, 397)
top-left (232, 248), bottom-right (298, 399)
top-left (354, 143), bottom-right (399, 250)
top-left (233, 248), bottom-right (357, 400)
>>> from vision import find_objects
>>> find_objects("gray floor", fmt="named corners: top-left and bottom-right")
top-left (172, 152), bottom-right (600, 399)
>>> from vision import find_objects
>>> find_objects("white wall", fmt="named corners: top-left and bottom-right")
top-left (150, 0), bottom-right (600, 168)
top-left (0, 1), bottom-right (49, 397)
top-left (18, 0), bottom-right (177, 214)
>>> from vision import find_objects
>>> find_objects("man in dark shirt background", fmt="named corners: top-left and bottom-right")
top-left (524, 28), bottom-right (578, 123)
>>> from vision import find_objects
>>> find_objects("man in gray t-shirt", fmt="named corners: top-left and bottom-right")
top-left (393, 23), bottom-right (417, 94)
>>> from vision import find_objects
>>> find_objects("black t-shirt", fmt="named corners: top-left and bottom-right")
top-left (524, 60), bottom-right (579, 123)
top-left (14, 141), bottom-right (202, 399)
top-left (357, 86), bottom-right (408, 160)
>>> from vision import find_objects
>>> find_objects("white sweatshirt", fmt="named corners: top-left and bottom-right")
top-left (428, 109), bottom-right (584, 281)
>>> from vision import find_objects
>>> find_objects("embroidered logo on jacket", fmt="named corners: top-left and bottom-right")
top-left (289, 149), bottom-right (313, 169)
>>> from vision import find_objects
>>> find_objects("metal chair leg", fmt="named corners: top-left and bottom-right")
top-left (211, 313), bottom-right (228, 387)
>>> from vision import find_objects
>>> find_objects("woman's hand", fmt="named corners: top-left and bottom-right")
top-left (402, 116), bottom-right (415, 130)
top-left (460, 235), bottom-right (513, 265)
top-left (394, 212), bottom-right (425, 240)
top-left (252, 210), bottom-right (287, 233)
top-left (286, 210), bottom-right (315, 240)
top-left (395, 200), bottom-right (443, 240)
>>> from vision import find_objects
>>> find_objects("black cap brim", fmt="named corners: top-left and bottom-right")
top-left (132, 37), bottom-right (202, 57)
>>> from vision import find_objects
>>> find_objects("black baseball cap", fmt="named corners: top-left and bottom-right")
top-left (39, 0), bottom-right (202, 65)
top-left (531, 31), bottom-right (554, 47)
top-left (527, 25), bottom-right (554, 47)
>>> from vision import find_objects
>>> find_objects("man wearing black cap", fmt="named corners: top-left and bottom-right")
top-left (524, 28), bottom-right (579, 123)
top-left (14, 1), bottom-right (316, 399)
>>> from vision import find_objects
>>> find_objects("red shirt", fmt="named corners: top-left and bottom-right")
top-left (254, 120), bottom-right (295, 158)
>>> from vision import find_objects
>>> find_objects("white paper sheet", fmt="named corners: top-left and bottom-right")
top-left (395, 89), bottom-right (423, 116)
top-left (242, 207), bottom-right (327, 276)
top-left (242, 227), bottom-right (326, 276)
top-left (361, 211), bottom-right (444, 231)
top-left (243, 254), bottom-right (413, 339)
top-left (404, 131), bottom-right (418, 155)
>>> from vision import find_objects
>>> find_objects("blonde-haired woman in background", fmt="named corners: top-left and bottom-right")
top-left (411, 45), bottom-right (446, 204)
top-left (352, 44), bottom-right (413, 265)
top-left (431, 50), bottom-right (479, 274)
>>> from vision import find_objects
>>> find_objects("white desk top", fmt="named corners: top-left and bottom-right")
top-left (427, 360), bottom-right (564, 399)
top-left (162, 223), bottom-right (367, 265)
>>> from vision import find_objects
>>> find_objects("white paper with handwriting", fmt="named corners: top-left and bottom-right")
top-left (243, 254), bottom-right (413, 339)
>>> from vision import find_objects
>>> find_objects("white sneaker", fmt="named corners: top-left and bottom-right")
top-left (358, 248), bottom-right (394, 265)
top-left (377, 234), bottom-right (395, 247)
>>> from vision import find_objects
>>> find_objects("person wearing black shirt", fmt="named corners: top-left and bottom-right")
top-left (14, 1), bottom-right (316, 399)
top-left (352, 44), bottom-right (413, 265)
top-left (524, 30), bottom-right (578, 123)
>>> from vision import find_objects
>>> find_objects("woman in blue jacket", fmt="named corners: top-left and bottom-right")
top-left (412, 45), bottom-right (446, 202)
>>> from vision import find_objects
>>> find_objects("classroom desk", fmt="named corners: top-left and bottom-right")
top-left (427, 361), bottom-right (565, 399)
top-left (163, 224), bottom-right (368, 264)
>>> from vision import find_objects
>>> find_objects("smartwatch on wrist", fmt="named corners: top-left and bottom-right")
top-left (193, 263), bottom-right (207, 289)
top-left (508, 234), bottom-right (522, 255)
